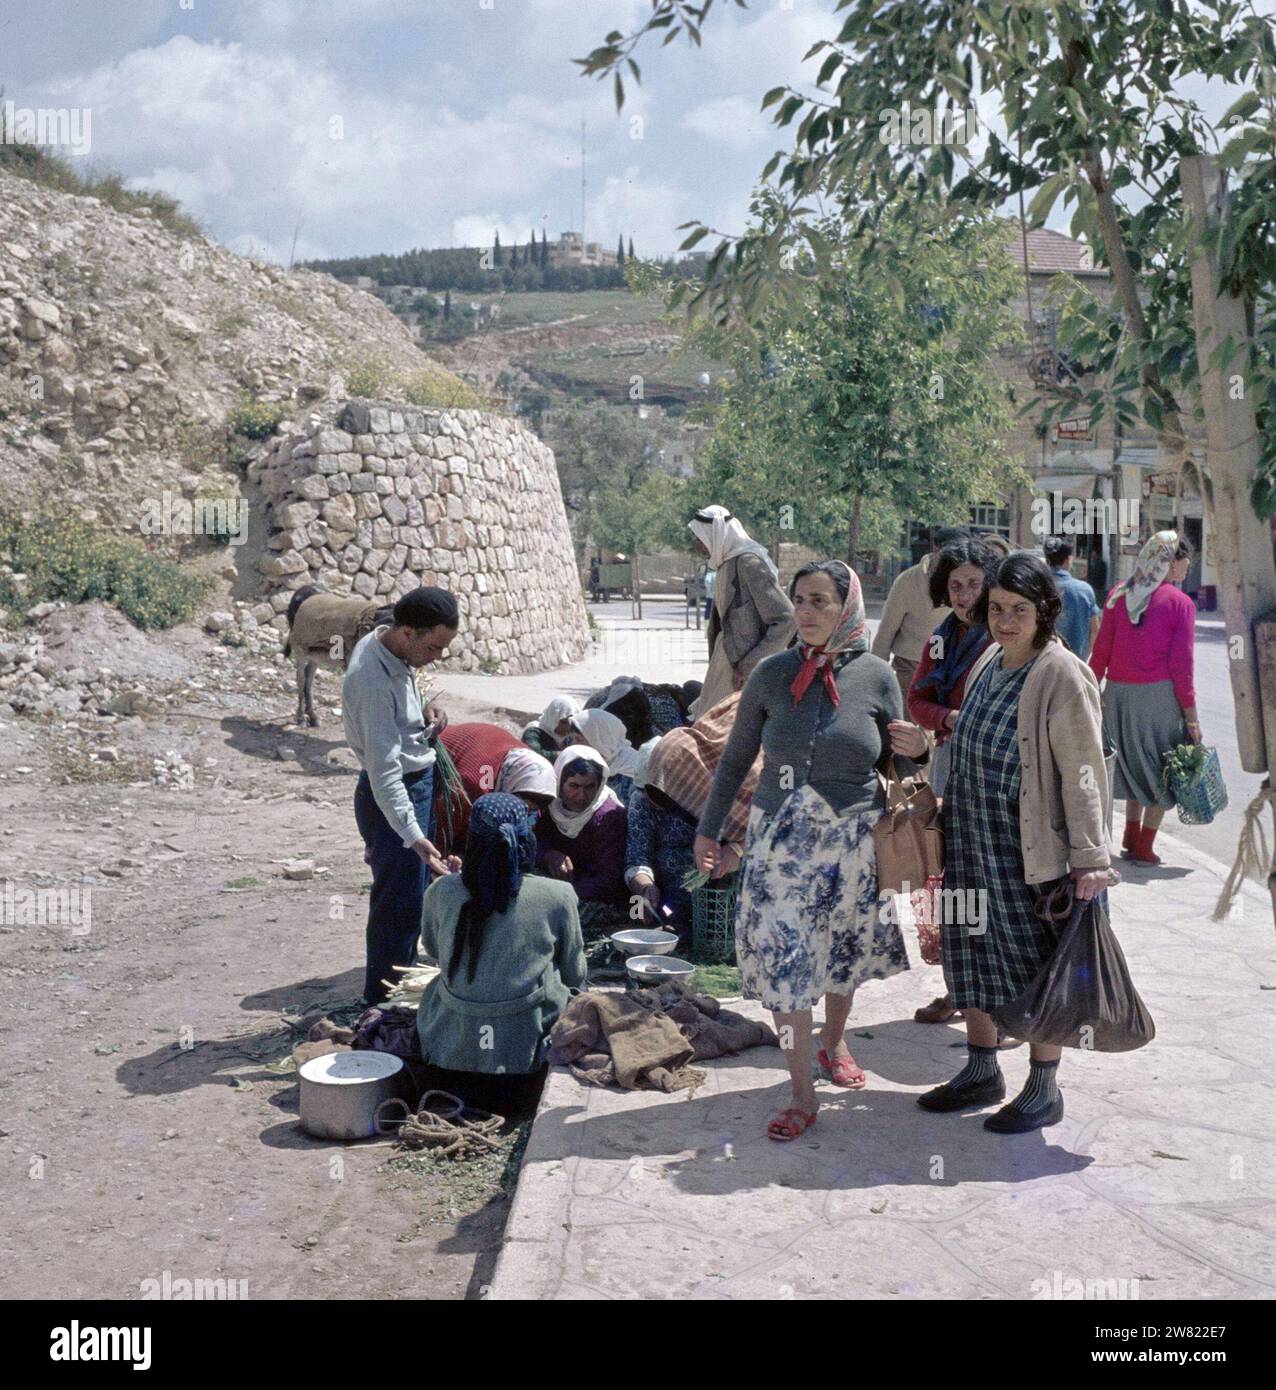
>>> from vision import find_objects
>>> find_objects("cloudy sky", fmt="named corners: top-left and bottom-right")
top-left (1, 0), bottom-right (1264, 265)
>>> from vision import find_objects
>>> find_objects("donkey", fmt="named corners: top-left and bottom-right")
top-left (282, 584), bottom-right (394, 726)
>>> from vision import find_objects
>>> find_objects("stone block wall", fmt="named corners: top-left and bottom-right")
top-left (249, 399), bottom-right (590, 673)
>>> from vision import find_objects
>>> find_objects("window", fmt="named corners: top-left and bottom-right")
top-left (969, 502), bottom-right (1010, 537)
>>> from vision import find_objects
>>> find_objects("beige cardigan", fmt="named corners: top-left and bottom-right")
top-left (964, 638), bottom-right (1111, 884)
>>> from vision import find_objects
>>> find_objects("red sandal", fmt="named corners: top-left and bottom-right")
top-left (818, 1048), bottom-right (867, 1089)
top-left (767, 1107), bottom-right (818, 1142)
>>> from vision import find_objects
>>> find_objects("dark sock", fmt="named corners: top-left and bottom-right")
top-left (945, 1043), bottom-right (1001, 1090)
top-left (1006, 1058), bottom-right (1061, 1114)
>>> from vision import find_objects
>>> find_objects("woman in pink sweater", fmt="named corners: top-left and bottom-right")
top-left (1089, 531), bottom-right (1201, 865)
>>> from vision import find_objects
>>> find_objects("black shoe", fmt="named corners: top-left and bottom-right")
top-left (916, 1074), bottom-right (1006, 1112)
top-left (983, 1093), bottom-right (1064, 1133)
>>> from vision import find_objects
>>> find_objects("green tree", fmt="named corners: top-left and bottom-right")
top-left (683, 191), bottom-right (1026, 566)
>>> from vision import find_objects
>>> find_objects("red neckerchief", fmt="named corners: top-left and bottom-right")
top-left (790, 644), bottom-right (841, 708)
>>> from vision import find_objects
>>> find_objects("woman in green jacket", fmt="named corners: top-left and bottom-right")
top-left (416, 792), bottom-right (587, 1117)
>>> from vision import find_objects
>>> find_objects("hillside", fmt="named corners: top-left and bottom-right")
top-left (417, 289), bottom-right (730, 409)
top-left (0, 168), bottom-right (470, 530)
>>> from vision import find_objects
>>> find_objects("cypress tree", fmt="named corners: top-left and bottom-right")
top-left (493, 230), bottom-right (502, 266)
top-left (511, 243), bottom-right (520, 269)
top-left (628, 236), bottom-right (635, 260)
top-left (443, 289), bottom-right (451, 320)
top-left (617, 234), bottom-right (625, 265)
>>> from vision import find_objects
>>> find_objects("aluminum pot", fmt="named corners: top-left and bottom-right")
top-left (298, 1051), bottom-right (407, 1140)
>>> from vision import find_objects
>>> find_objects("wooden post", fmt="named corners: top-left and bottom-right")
top-left (1181, 155), bottom-right (1276, 774)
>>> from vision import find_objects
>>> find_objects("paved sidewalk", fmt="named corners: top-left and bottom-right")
top-left (492, 829), bottom-right (1276, 1300)
top-left (430, 595), bottom-right (710, 722)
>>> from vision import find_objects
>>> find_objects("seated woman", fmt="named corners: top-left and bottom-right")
top-left (626, 695), bottom-right (760, 933)
top-left (521, 696), bottom-right (582, 762)
top-left (535, 745), bottom-right (630, 934)
top-left (437, 723), bottom-right (557, 850)
top-left (416, 793), bottom-right (586, 1119)
top-left (623, 737), bottom-right (694, 933)
top-left (568, 707), bottom-right (641, 808)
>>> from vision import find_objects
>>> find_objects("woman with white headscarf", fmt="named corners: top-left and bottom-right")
top-left (522, 695), bottom-right (582, 761)
top-left (688, 504), bottom-right (795, 717)
top-left (569, 707), bottom-right (642, 808)
top-left (1089, 530), bottom-right (1199, 866)
top-left (535, 744), bottom-right (630, 934)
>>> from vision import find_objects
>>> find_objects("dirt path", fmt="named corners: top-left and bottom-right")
top-left (0, 652), bottom-right (535, 1301)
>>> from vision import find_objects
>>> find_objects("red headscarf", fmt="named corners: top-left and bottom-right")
top-left (789, 561), bottom-right (870, 708)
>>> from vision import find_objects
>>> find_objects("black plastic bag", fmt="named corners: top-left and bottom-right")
top-left (992, 886), bottom-right (1155, 1052)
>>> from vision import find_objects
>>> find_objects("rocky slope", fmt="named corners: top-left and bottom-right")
top-left (0, 168), bottom-right (466, 530)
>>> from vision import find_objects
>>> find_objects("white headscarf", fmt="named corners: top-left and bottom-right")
top-left (497, 746), bottom-right (558, 800)
top-left (631, 736), bottom-right (662, 792)
top-left (537, 695), bottom-right (582, 737)
top-left (570, 707), bottom-right (641, 780)
top-left (688, 503), bottom-right (779, 579)
top-left (548, 744), bottom-right (621, 838)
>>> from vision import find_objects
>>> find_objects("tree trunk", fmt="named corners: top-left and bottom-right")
top-left (1181, 155), bottom-right (1276, 775)
top-left (846, 494), bottom-right (863, 570)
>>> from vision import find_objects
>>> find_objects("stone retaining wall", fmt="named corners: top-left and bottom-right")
top-left (249, 399), bottom-right (589, 673)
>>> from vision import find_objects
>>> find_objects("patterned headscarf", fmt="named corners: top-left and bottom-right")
top-left (789, 561), bottom-right (870, 707)
top-left (496, 746), bottom-right (558, 800)
top-left (688, 504), bottom-right (780, 579)
top-left (1106, 530), bottom-right (1178, 626)
top-left (452, 792), bottom-right (539, 981)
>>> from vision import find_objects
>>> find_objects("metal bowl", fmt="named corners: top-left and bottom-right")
top-left (610, 928), bottom-right (678, 957)
top-left (626, 954), bottom-right (695, 984)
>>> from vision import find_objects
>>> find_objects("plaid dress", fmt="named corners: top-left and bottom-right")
top-left (942, 655), bottom-right (1061, 1012)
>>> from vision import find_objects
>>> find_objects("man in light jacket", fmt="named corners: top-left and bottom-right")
top-left (872, 526), bottom-right (968, 698)
top-left (688, 504), bottom-right (794, 717)
top-left (343, 586), bottom-right (459, 1005)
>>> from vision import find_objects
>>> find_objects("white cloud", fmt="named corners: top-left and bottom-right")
top-left (682, 95), bottom-right (772, 150)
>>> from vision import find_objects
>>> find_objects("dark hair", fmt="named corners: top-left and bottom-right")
top-left (560, 756), bottom-right (601, 788)
top-left (393, 586), bottom-right (459, 632)
top-left (972, 530), bottom-right (1011, 558)
top-left (970, 555), bottom-right (1061, 649)
top-left (1043, 535), bottom-right (1074, 567)
top-left (789, 559), bottom-right (850, 603)
top-left (929, 538), bottom-right (999, 609)
top-left (932, 525), bottom-right (971, 549)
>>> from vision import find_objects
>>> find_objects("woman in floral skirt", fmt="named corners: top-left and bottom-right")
top-left (694, 560), bottom-right (930, 1142)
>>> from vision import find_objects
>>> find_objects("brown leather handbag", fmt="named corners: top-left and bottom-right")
top-left (873, 757), bottom-right (944, 895)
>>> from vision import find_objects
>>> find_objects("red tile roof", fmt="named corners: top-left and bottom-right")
top-left (1003, 225), bottom-right (1105, 274)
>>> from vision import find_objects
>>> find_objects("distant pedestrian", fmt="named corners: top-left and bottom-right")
top-left (687, 504), bottom-right (794, 716)
top-left (1089, 531), bottom-right (1199, 866)
top-left (693, 560), bottom-right (930, 1142)
top-left (1045, 535), bottom-right (1101, 659)
top-left (343, 586), bottom-right (460, 1005)
top-left (703, 566), bottom-right (716, 623)
top-left (872, 526), bottom-right (966, 698)
top-left (918, 555), bottom-right (1110, 1134)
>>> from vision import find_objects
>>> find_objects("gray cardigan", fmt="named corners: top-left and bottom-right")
top-left (708, 552), bottom-right (796, 680)
top-left (698, 647), bottom-right (923, 840)
top-left (416, 874), bottom-right (587, 1074)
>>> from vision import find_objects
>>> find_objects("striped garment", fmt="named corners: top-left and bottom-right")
top-left (941, 653), bottom-right (1064, 1012)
